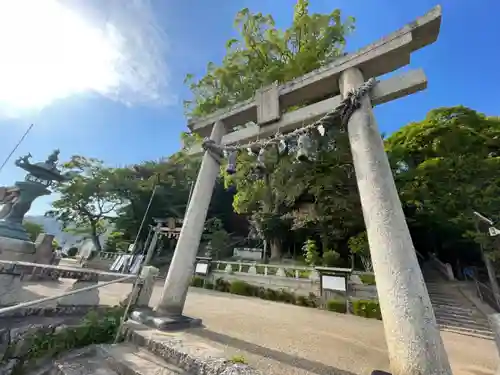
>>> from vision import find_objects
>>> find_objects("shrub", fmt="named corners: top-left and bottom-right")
top-left (322, 250), bottom-right (341, 267)
top-left (230, 355), bottom-right (248, 364)
top-left (326, 299), bottom-right (347, 313)
top-left (262, 288), bottom-right (278, 301)
top-left (191, 276), bottom-right (204, 288)
top-left (295, 295), bottom-right (312, 307)
top-left (66, 247), bottom-right (78, 257)
top-left (307, 292), bottom-right (319, 308)
top-left (296, 295), bottom-right (308, 306)
top-left (229, 280), bottom-right (252, 296)
top-left (303, 239), bottom-right (320, 266)
top-left (359, 274), bottom-right (376, 285)
top-left (277, 289), bottom-right (296, 304)
top-left (15, 307), bottom-right (124, 373)
top-left (215, 278), bottom-right (230, 292)
top-left (204, 281), bottom-right (214, 290)
top-left (352, 299), bottom-right (382, 320)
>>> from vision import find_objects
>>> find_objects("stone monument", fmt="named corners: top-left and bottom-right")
top-left (0, 149), bottom-right (71, 261)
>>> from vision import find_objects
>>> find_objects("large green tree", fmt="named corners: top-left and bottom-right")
top-left (385, 106), bottom-right (500, 265)
top-left (185, 0), bottom-right (356, 260)
top-left (109, 133), bottom-right (239, 253)
top-left (46, 156), bottom-right (121, 252)
top-left (184, 0), bottom-right (354, 118)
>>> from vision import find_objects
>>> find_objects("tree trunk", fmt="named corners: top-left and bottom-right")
top-left (269, 238), bottom-right (281, 261)
top-left (90, 222), bottom-right (102, 252)
top-left (320, 228), bottom-right (329, 253)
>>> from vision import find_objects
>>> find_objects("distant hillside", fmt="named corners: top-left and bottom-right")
top-left (24, 216), bottom-right (112, 250)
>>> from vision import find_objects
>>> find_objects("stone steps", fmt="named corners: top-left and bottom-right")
top-left (35, 321), bottom-right (260, 375)
top-left (47, 344), bottom-right (191, 375)
top-left (97, 343), bottom-right (191, 375)
top-left (423, 277), bottom-right (494, 340)
top-left (439, 324), bottom-right (495, 340)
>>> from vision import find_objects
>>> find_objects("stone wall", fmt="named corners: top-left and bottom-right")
top-left (0, 306), bottom-right (114, 374)
top-left (207, 261), bottom-right (379, 300)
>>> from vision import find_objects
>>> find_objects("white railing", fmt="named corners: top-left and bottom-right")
top-left (210, 260), bottom-right (376, 280)
top-left (211, 260), bottom-right (319, 280)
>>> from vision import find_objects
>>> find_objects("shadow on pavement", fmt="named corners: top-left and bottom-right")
top-left (191, 328), bottom-right (360, 375)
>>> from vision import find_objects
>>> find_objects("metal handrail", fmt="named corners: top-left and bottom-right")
top-left (0, 274), bottom-right (136, 315)
top-left (473, 275), bottom-right (500, 312)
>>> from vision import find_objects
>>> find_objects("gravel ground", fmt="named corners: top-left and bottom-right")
top-left (23, 280), bottom-right (498, 375)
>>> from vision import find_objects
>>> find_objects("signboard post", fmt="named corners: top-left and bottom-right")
top-left (315, 266), bottom-right (352, 313)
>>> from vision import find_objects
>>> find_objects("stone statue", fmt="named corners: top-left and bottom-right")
top-left (45, 149), bottom-right (60, 168)
top-left (0, 186), bottom-right (21, 220)
top-left (0, 150), bottom-right (72, 241)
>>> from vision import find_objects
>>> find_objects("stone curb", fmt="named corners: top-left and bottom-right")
top-left (124, 321), bottom-right (263, 375)
top-left (0, 305), bottom-right (110, 319)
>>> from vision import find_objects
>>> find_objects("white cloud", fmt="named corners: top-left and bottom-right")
top-left (0, 0), bottom-right (172, 118)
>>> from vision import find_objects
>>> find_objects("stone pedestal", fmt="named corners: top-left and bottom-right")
top-left (0, 273), bottom-right (24, 306)
top-left (130, 308), bottom-right (202, 331)
top-left (34, 233), bottom-right (55, 265)
top-left (488, 314), bottom-right (500, 375)
top-left (58, 278), bottom-right (100, 306)
top-left (0, 236), bottom-right (35, 262)
top-left (131, 265), bottom-right (201, 330)
top-left (121, 266), bottom-right (159, 308)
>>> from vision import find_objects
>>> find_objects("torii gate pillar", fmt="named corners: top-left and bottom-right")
top-left (340, 67), bottom-right (451, 375)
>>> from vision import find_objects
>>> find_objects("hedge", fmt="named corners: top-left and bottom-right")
top-left (190, 277), bottom-right (381, 320)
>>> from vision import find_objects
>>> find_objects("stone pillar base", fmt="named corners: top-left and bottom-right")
top-left (130, 307), bottom-right (202, 331)
top-left (0, 236), bottom-right (35, 262)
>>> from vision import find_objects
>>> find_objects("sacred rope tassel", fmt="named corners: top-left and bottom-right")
top-left (226, 151), bottom-right (238, 175)
top-left (256, 148), bottom-right (266, 172)
top-left (278, 139), bottom-right (288, 155)
top-left (296, 133), bottom-right (314, 162)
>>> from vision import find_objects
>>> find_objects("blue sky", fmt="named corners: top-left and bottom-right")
top-left (0, 0), bottom-right (498, 215)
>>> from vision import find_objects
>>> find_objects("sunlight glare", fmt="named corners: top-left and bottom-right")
top-left (0, 0), bottom-right (121, 112)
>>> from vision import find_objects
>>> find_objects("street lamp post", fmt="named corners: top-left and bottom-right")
top-left (473, 211), bottom-right (500, 309)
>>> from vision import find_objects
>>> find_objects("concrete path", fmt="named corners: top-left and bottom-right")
top-left (23, 280), bottom-right (498, 375)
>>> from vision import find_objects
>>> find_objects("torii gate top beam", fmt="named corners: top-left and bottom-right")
top-left (187, 6), bottom-right (441, 139)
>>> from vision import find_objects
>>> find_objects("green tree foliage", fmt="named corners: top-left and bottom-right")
top-left (46, 156), bottom-right (121, 252)
top-left (184, 0), bottom-right (354, 118)
top-left (322, 250), bottom-right (341, 267)
top-left (185, 1), bottom-right (356, 260)
top-left (103, 230), bottom-right (129, 253)
top-left (67, 247), bottom-right (78, 257)
top-left (347, 231), bottom-right (372, 272)
top-left (108, 134), bottom-right (238, 254)
top-left (385, 106), bottom-right (500, 263)
top-left (303, 239), bottom-right (320, 266)
top-left (23, 221), bottom-right (44, 242)
top-left (203, 218), bottom-right (231, 260)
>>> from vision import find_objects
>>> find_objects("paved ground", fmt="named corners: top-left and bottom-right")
top-left (22, 280), bottom-right (498, 375)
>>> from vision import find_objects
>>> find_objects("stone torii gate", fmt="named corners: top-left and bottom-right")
top-left (148, 6), bottom-right (451, 375)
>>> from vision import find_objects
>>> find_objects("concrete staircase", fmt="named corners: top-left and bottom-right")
top-left (33, 321), bottom-right (257, 375)
top-left (39, 344), bottom-right (192, 375)
top-left (422, 263), bottom-right (494, 340)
